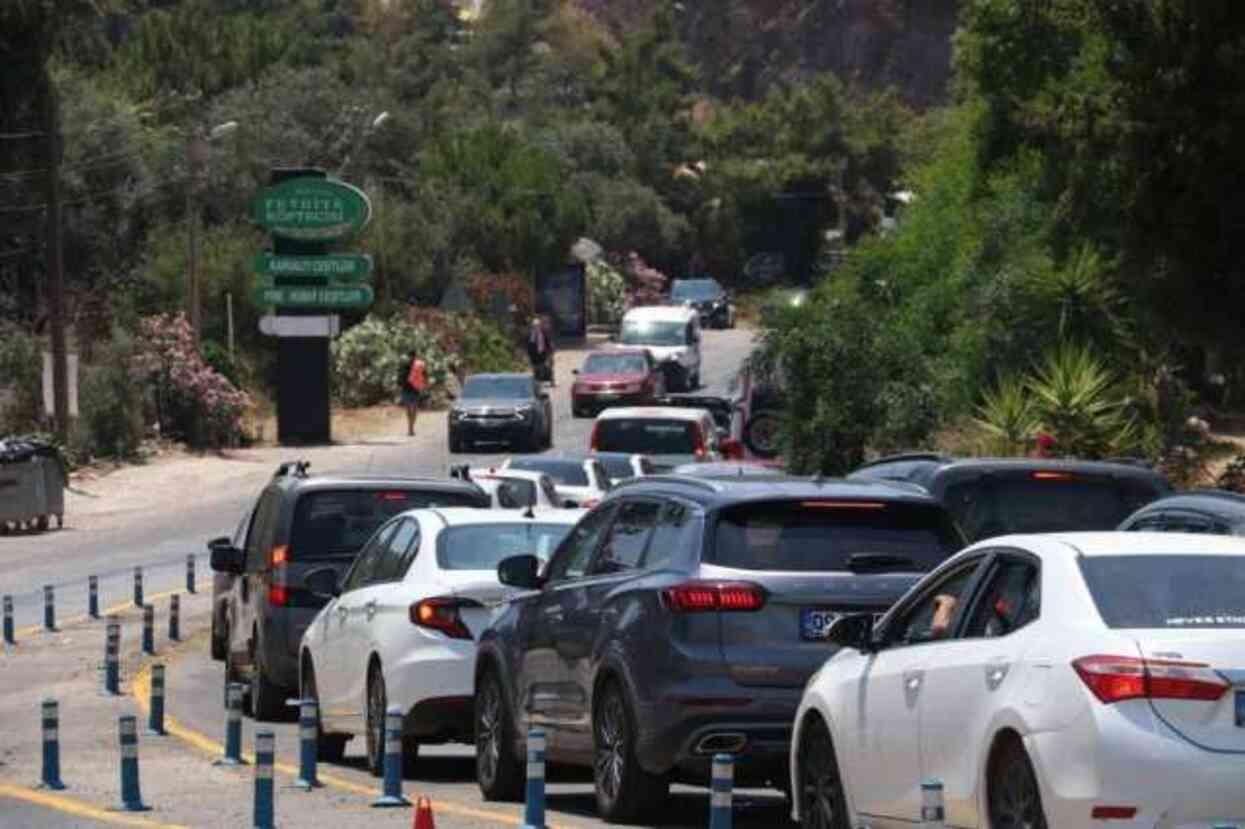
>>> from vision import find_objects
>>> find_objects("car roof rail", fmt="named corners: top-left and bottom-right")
top-left (855, 452), bottom-right (948, 469)
top-left (611, 475), bottom-right (722, 493)
top-left (273, 460), bottom-right (311, 479)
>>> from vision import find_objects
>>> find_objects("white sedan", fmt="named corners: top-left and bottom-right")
top-left (298, 508), bottom-right (581, 776)
top-left (790, 532), bottom-right (1245, 829)
top-left (501, 455), bottom-right (611, 508)
top-left (466, 468), bottom-right (572, 510)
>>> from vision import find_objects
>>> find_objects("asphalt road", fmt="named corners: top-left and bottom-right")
top-left (0, 796), bottom-right (115, 828)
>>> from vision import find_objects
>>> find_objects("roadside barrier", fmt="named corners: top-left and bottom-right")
top-left (40, 698), bottom-right (65, 790)
top-left (168, 594), bottom-right (180, 642)
top-left (413, 796), bottom-right (436, 828)
top-left (103, 617), bottom-right (121, 695)
top-left (3, 594), bottom-right (13, 644)
top-left (372, 705), bottom-right (410, 807)
top-left (522, 728), bottom-right (546, 829)
top-left (253, 729), bottom-right (276, 829)
top-left (141, 604), bottom-right (155, 655)
top-left (43, 584), bottom-right (55, 631)
top-left (116, 715), bottom-right (150, 812)
top-left (146, 664), bottom-right (166, 736)
top-left (185, 554), bottom-right (196, 594)
top-left (294, 699), bottom-right (320, 790)
top-left (708, 753), bottom-right (733, 829)
top-left (133, 566), bottom-right (143, 608)
top-left (216, 683), bottom-right (245, 766)
top-left (921, 779), bottom-right (945, 828)
top-left (88, 575), bottom-right (99, 619)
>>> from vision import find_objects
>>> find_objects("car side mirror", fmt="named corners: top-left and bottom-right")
top-left (498, 554), bottom-right (543, 590)
top-left (303, 566), bottom-right (340, 599)
top-left (826, 613), bottom-right (877, 653)
top-left (209, 542), bottom-right (244, 575)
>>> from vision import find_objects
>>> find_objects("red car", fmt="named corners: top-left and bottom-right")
top-left (571, 348), bottom-right (665, 417)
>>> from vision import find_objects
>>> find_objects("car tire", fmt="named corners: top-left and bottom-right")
top-left (593, 680), bottom-right (669, 824)
top-left (210, 614), bottom-right (227, 662)
top-left (475, 668), bottom-right (524, 802)
top-left (366, 663), bottom-right (388, 777)
top-left (742, 410), bottom-right (781, 459)
top-left (798, 716), bottom-right (850, 829)
top-left (250, 644), bottom-right (286, 722)
top-left (987, 736), bottom-right (1048, 829)
top-left (301, 658), bottom-right (347, 763)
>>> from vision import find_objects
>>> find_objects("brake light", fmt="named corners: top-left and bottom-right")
top-left (268, 585), bottom-right (289, 606)
top-left (1072, 655), bottom-right (1228, 703)
top-left (378, 491), bottom-right (408, 501)
top-left (268, 544), bottom-right (289, 606)
top-left (662, 582), bottom-right (766, 613)
top-left (800, 501), bottom-right (886, 510)
top-left (1091, 806), bottom-right (1138, 820)
top-left (590, 422), bottom-right (601, 451)
top-left (1032, 471), bottom-right (1074, 481)
top-left (270, 545), bottom-right (289, 566)
top-left (410, 598), bottom-right (473, 640)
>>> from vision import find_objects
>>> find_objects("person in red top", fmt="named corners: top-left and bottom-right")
top-left (399, 351), bottom-right (428, 436)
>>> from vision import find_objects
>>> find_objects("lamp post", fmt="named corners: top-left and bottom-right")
top-left (187, 120), bottom-right (240, 347)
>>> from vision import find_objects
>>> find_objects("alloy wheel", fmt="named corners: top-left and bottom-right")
top-left (989, 742), bottom-right (1047, 829)
top-left (594, 690), bottom-right (626, 803)
top-left (476, 679), bottom-right (502, 787)
top-left (365, 668), bottom-right (386, 776)
top-left (800, 721), bottom-right (847, 829)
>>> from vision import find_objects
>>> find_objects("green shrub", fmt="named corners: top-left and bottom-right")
top-left (0, 327), bottom-right (43, 433)
top-left (74, 331), bottom-right (145, 461)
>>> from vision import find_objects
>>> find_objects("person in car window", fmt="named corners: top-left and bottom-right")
top-left (929, 594), bottom-right (959, 639)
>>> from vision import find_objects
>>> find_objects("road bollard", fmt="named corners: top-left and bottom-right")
top-left (43, 584), bottom-right (55, 631)
top-left (253, 729), bottom-right (276, 829)
top-left (186, 554), bottom-right (196, 594)
top-left (146, 664), bottom-right (166, 736)
top-left (709, 753), bottom-right (733, 829)
top-left (141, 604), bottom-right (155, 654)
top-left (133, 566), bottom-right (143, 608)
top-left (168, 594), bottom-right (180, 642)
top-left (215, 683), bottom-right (245, 766)
top-left (921, 779), bottom-right (945, 828)
top-left (103, 617), bottom-right (121, 695)
top-left (88, 575), bottom-right (100, 619)
top-left (3, 594), bottom-right (13, 645)
top-left (522, 728), bottom-right (547, 829)
top-left (294, 699), bottom-right (320, 790)
top-left (371, 705), bottom-right (410, 807)
top-left (40, 699), bottom-right (65, 790)
top-left (115, 715), bottom-right (150, 812)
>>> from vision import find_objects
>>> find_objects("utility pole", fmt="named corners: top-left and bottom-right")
top-left (186, 131), bottom-right (208, 347)
top-left (43, 71), bottom-right (69, 441)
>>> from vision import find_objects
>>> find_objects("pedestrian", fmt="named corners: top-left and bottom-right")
top-left (399, 350), bottom-right (428, 437)
top-left (527, 316), bottom-right (555, 386)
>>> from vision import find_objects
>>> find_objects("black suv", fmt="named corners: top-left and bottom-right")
top-left (849, 453), bottom-right (1170, 542)
top-left (209, 462), bottom-right (490, 720)
top-left (473, 475), bottom-right (963, 823)
top-left (448, 373), bottom-right (553, 453)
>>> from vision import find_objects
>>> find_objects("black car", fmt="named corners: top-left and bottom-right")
top-left (449, 373), bottom-right (553, 453)
top-left (208, 462), bottom-right (490, 721)
top-left (849, 453), bottom-right (1171, 542)
top-left (670, 278), bottom-right (735, 329)
top-left (473, 475), bottom-right (963, 823)
top-left (1118, 489), bottom-right (1245, 535)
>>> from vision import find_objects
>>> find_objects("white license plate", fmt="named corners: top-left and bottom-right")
top-left (800, 608), bottom-right (839, 641)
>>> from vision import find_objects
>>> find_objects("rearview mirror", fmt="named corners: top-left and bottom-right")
top-left (303, 567), bottom-right (340, 599)
top-left (826, 613), bottom-right (877, 653)
top-left (498, 554), bottom-right (542, 590)
top-left (209, 542), bottom-right (244, 575)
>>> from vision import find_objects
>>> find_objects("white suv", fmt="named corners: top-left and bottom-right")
top-left (615, 305), bottom-right (702, 391)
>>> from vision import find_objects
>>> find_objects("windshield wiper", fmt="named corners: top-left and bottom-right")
top-left (846, 553), bottom-right (919, 573)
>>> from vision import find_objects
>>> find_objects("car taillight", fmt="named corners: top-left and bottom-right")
top-left (692, 427), bottom-right (706, 458)
top-left (268, 545), bottom-right (289, 606)
top-left (590, 422), bottom-right (601, 451)
top-left (268, 585), bottom-right (289, 606)
top-left (1072, 655), bottom-right (1228, 704)
top-left (1032, 471), bottom-right (1075, 481)
top-left (662, 581), bottom-right (767, 613)
top-left (270, 545), bottom-right (289, 566)
top-left (410, 597), bottom-right (475, 640)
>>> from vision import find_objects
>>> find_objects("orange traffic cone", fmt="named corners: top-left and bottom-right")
top-left (413, 796), bottom-right (435, 829)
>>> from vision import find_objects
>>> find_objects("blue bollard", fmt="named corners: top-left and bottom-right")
top-left (3, 594), bottom-right (13, 645)
top-left (115, 715), bottom-right (150, 812)
top-left (294, 699), bottom-right (320, 790)
top-left (168, 594), bottom-right (180, 642)
top-left (186, 554), bottom-right (196, 594)
top-left (708, 753), bottom-right (733, 829)
top-left (215, 683), bottom-right (245, 766)
top-left (522, 728), bottom-right (547, 829)
top-left (253, 729), bottom-right (276, 829)
top-left (146, 664), bottom-right (166, 736)
top-left (371, 705), bottom-right (410, 807)
top-left (133, 566), bottom-right (143, 608)
top-left (88, 575), bottom-right (99, 619)
top-left (141, 604), bottom-right (154, 655)
top-left (43, 585), bottom-right (55, 631)
top-left (39, 699), bottom-right (65, 790)
top-left (921, 779), bottom-right (945, 828)
top-left (103, 617), bottom-right (121, 695)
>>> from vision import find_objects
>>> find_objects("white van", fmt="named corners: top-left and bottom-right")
top-left (615, 305), bottom-right (702, 391)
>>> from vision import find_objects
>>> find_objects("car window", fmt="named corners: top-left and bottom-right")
top-left (644, 501), bottom-right (699, 569)
top-left (438, 522), bottom-right (574, 570)
top-left (507, 459), bottom-right (590, 487)
top-left (595, 419), bottom-right (700, 455)
top-left (374, 519), bottom-right (419, 583)
top-left (288, 489), bottom-right (475, 561)
top-left (591, 500), bottom-right (660, 575)
top-left (1124, 514), bottom-right (1167, 531)
top-left (496, 478), bottom-right (537, 509)
top-left (963, 558), bottom-right (1040, 638)
top-left (546, 504), bottom-right (616, 582)
top-left (341, 521), bottom-right (400, 594)
top-left (541, 476), bottom-right (561, 507)
top-left (1161, 513), bottom-right (1225, 534)
top-left (888, 561), bottom-right (981, 646)
top-left (592, 461), bottom-right (612, 491)
top-left (232, 507), bottom-right (255, 550)
top-left (245, 490), bottom-right (281, 570)
top-left (1080, 554), bottom-right (1245, 628)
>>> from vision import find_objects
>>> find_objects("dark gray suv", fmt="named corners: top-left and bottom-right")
top-left (210, 462), bottom-right (490, 721)
top-left (473, 475), bottom-right (964, 823)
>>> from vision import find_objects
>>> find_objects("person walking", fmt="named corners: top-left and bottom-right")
top-left (399, 350), bottom-right (428, 437)
top-left (527, 316), bottom-right (555, 385)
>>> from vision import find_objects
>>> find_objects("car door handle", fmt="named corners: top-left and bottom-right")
top-left (365, 600), bottom-right (377, 619)
top-left (903, 670), bottom-right (923, 691)
top-left (986, 658), bottom-right (1010, 689)
top-left (336, 605), bottom-right (348, 621)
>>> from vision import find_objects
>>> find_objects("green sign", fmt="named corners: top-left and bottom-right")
top-left (252, 177), bottom-right (372, 241)
top-left (254, 253), bottom-right (372, 281)
top-left (253, 284), bottom-right (375, 309)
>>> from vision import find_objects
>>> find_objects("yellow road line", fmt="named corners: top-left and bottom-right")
top-left (0, 781), bottom-right (188, 828)
top-left (15, 589), bottom-right (182, 638)
top-left (131, 664), bottom-right (571, 828)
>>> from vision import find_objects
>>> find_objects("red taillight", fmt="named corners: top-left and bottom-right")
top-left (270, 545), bottom-right (289, 566)
top-left (662, 581), bottom-right (766, 613)
top-left (378, 491), bottom-right (408, 501)
top-left (1091, 806), bottom-right (1138, 820)
top-left (410, 598), bottom-right (473, 640)
top-left (1072, 655), bottom-right (1228, 704)
top-left (1032, 471), bottom-right (1074, 481)
top-left (267, 585), bottom-right (289, 606)
top-left (268, 545), bottom-right (289, 606)
top-left (590, 422), bottom-right (601, 451)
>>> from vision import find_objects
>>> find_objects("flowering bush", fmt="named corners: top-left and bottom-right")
top-left (615, 252), bottom-right (670, 309)
top-left (131, 313), bottom-right (251, 448)
top-left (586, 259), bottom-right (626, 325)
top-left (467, 272), bottom-right (533, 332)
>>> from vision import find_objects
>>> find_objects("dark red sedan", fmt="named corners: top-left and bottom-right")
top-left (571, 348), bottom-right (665, 417)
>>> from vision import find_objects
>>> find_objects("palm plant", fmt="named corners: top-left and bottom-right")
top-left (1026, 342), bottom-right (1139, 459)
top-left (973, 376), bottom-right (1039, 456)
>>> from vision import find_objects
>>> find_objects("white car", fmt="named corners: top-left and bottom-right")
top-left (790, 532), bottom-right (1245, 829)
top-left (465, 468), bottom-right (571, 510)
top-left (590, 406), bottom-right (727, 472)
top-left (298, 508), bottom-right (581, 776)
top-left (614, 304), bottom-right (702, 391)
top-left (589, 452), bottom-right (654, 486)
top-left (501, 455), bottom-right (611, 508)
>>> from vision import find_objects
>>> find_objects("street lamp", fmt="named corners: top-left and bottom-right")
top-left (187, 120), bottom-right (240, 347)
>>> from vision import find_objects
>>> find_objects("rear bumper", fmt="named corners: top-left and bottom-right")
top-left (388, 637), bottom-right (478, 742)
top-left (452, 422), bottom-right (533, 445)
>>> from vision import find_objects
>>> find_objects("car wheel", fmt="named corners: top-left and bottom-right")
top-left (798, 717), bottom-right (850, 829)
top-left (593, 681), bottom-right (669, 823)
top-left (475, 668), bottom-right (524, 802)
top-left (250, 644), bottom-right (286, 722)
top-left (210, 614), bottom-right (227, 662)
top-left (742, 410), bottom-right (781, 459)
top-left (365, 663), bottom-right (388, 777)
top-left (988, 737), bottom-right (1048, 829)
top-left (301, 658), bottom-right (347, 763)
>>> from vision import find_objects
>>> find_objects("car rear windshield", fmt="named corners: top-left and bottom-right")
top-left (597, 455), bottom-right (638, 479)
top-left (711, 500), bottom-right (962, 573)
top-left (583, 353), bottom-right (648, 374)
top-left (438, 522), bottom-right (574, 570)
top-left (507, 459), bottom-right (588, 487)
top-left (596, 419), bottom-right (698, 455)
top-left (290, 489), bottom-right (480, 560)
top-left (943, 476), bottom-right (1162, 541)
top-left (1080, 555), bottom-right (1245, 628)
top-left (671, 280), bottom-right (722, 301)
top-left (620, 320), bottom-right (686, 347)
top-left (462, 376), bottom-right (531, 399)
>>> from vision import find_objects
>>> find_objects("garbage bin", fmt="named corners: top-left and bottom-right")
top-left (0, 440), bottom-right (65, 533)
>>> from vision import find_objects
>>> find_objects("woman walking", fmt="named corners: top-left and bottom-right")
top-left (399, 350), bottom-right (428, 436)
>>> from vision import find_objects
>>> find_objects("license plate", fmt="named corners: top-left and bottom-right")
top-left (1235, 691), bottom-right (1245, 727)
top-left (800, 608), bottom-right (839, 641)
